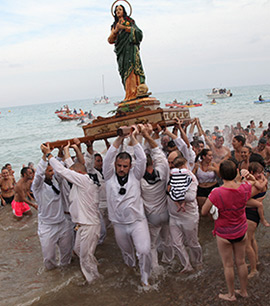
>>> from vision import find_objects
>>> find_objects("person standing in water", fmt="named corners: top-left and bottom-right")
top-left (11, 167), bottom-right (37, 220)
top-left (202, 160), bottom-right (264, 301)
top-left (103, 125), bottom-right (151, 286)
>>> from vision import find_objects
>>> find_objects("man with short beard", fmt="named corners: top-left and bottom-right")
top-left (103, 126), bottom-right (151, 286)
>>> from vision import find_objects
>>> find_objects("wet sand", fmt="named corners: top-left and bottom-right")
top-left (1, 193), bottom-right (270, 306)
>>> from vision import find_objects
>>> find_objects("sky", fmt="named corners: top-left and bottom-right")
top-left (0, 0), bottom-right (270, 107)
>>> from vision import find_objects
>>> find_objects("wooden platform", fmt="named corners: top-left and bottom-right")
top-left (47, 97), bottom-right (191, 149)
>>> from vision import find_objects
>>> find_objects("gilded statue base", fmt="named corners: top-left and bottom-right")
top-left (117, 96), bottom-right (160, 111)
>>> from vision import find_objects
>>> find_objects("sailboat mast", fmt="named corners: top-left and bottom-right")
top-left (102, 74), bottom-right (105, 98)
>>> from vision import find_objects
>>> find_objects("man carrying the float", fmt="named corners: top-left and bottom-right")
top-left (40, 143), bottom-right (101, 283)
top-left (32, 146), bottom-right (73, 270)
top-left (140, 124), bottom-right (174, 274)
top-left (103, 125), bottom-right (151, 286)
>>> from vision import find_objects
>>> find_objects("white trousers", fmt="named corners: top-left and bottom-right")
top-left (98, 207), bottom-right (112, 245)
top-left (38, 218), bottom-right (73, 270)
top-left (147, 211), bottom-right (174, 271)
top-left (74, 224), bottom-right (101, 283)
top-left (169, 217), bottom-right (202, 271)
top-left (64, 213), bottom-right (76, 248)
top-left (113, 219), bottom-right (151, 285)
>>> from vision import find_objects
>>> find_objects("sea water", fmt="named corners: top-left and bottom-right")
top-left (1, 84), bottom-right (270, 306)
top-left (0, 84), bottom-right (269, 178)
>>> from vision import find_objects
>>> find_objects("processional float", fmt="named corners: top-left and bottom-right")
top-left (48, 0), bottom-right (191, 149)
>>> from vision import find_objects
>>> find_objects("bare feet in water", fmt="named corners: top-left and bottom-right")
top-left (235, 289), bottom-right (248, 298)
top-left (180, 267), bottom-right (193, 274)
top-left (261, 219), bottom-right (270, 227)
top-left (218, 293), bottom-right (236, 301)
top-left (248, 270), bottom-right (259, 279)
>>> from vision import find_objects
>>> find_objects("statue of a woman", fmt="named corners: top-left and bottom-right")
top-left (108, 3), bottom-right (146, 101)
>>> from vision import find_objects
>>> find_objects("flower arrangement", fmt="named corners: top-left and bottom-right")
top-left (122, 16), bottom-right (134, 26)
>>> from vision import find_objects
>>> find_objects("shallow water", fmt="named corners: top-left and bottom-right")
top-left (1, 192), bottom-right (270, 306)
top-left (1, 84), bottom-right (270, 305)
top-left (0, 84), bottom-right (270, 180)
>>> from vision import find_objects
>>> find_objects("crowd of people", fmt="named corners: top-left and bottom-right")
top-left (0, 118), bottom-right (270, 302)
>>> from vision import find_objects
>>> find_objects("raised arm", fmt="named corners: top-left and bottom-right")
top-left (176, 118), bottom-right (190, 148)
top-left (71, 138), bottom-right (85, 165)
top-left (32, 147), bottom-right (49, 193)
top-left (84, 141), bottom-right (95, 173)
top-left (141, 124), bottom-right (158, 149)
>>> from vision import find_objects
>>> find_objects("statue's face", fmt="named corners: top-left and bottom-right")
top-left (116, 5), bottom-right (124, 18)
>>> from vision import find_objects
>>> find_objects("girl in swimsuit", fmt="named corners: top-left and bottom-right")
top-left (0, 167), bottom-right (16, 206)
top-left (239, 145), bottom-right (252, 170)
top-left (231, 135), bottom-right (245, 166)
top-left (245, 162), bottom-right (269, 279)
top-left (245, 162), bottom-right (269, 227)
top-left (193, 149), bottom-right (219, 208)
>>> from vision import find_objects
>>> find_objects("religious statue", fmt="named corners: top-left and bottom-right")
top-left (108, 0), bottom-right (148, 101)
top-left (45, 1), bottom-right (192, 151)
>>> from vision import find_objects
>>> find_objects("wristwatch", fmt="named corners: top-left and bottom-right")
top-left (46, 153), bottom-right (52, 159)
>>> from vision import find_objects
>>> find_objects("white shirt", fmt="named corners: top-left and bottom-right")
top-left (55, 157), bottom-right (72, 213)
top-left (84, 151), bottom-right (107, 208)
top-left (49, 157), bottom-right (100, 226)
top-left (174, 137), bottom-right (196, 171)
top-left (32, 159), bottom-right (65, 225)
top-left (168, 170), bottom-right (199, 224)
top-left (141, 146), bottom-right (169, 215)
top-left (103, 143), bottom-right (146, 224)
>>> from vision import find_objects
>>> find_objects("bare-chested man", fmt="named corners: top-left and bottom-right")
top-left (205, 135), bottom-right (230, 164)
top-left (253, 138), bottom-right (270, 164)
top-left (11, 167), bottom-right (37, 220)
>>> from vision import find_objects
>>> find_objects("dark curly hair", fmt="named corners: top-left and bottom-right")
top-left (195, 148), bottom-right (210, 163)
top-left (111, 5), bottom-right (134, 29)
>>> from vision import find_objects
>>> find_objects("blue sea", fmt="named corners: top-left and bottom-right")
top-left (0, 84), bottom-right (269, 179)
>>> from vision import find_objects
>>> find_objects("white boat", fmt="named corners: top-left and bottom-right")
top-left (94, 96), bottom-right (110, 105)
top-left (206, 88), bottom-right (233, 99)
top-left (93, 75), bottom-right (110, 105)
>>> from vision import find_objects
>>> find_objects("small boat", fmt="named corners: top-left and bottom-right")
top-left (165, 103), bottom-right (202, 108)
top-left (57, 113), bottom-right (85, 121)
top-left (55, 105), bottom-right (70, 113)
top-left (94, 96), bottom-right (110, 105)
top-left (254, 99), bottom-right (270, 104)
top-left (77, 117), bottom-right (95, 126)
top-left (206, 88), bottom-right (232, 99)
top-left (94, 75), bottom-right (110, 105)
